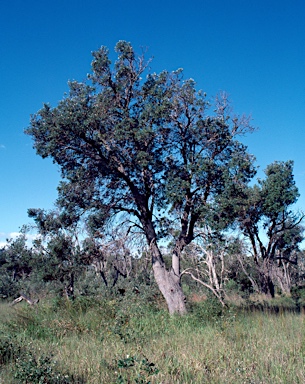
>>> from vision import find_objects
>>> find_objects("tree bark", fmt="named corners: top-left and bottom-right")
top-left (149, 240), bottom-right (187, 315)
top-left (260, 261), bottom-right (275, 298)
top-left (11, 293), bottom-right (39, 306)
top-left (261, 275), bottom-right (275, 298)
top-left (153, 260), bottom-right (187, 314)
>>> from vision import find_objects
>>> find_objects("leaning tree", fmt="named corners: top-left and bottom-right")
top-left (26, 41), bottom-right (255, 314)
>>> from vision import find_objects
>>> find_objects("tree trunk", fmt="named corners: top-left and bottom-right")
top-left (149, 241), bottom-right (186, 315)
top-left (153, 260), bottom-right (186, 314)
top-left (65, 272), bottom-right (75, 300)
top-left (141, 216), bottom-right (187, 314)
top-left (260, 272), bottom-right (275, 298)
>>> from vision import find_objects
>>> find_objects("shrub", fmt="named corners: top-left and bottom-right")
top-left (0, 332), bottom-right (23, 365)
top-left (14, 351), bottom-right (73, 384)
top-left (291, 285), bottom-right (305, 312)
top-left (114, 355), bottom-right (159, 384)
top-left (189, 297), bottom-right (224, 323)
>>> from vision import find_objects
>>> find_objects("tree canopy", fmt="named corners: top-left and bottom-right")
top-left (26, 41), bottom-right (257, 313)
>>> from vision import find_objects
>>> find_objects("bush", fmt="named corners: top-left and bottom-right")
top-left (0, 332), bottom-right (23, 365)
top-left (291, 285), bottom-right (305, 312)
top-left (189, 297), bottom-right (225, 323)
top-left (14, 351), bottom-right (73, 384)
top-left (114, 355), bottom-right (159, 384)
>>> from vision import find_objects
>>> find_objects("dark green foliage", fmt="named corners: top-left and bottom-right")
top-left (189, 296), bottom-right (228, 324)
top-left (26, 45), bottom-right (254, 236)
top-left (28, 209), bottom-right (85, 299)
top-left (25, 40), bottom-right (256, 312)
top-left (227, 161), bottom-right (304, 297)
top-left (0, 330), bottom-right (77, 382)
top-left (260, 161), bottom-right (299, 218)
top-left (14, 352), bottom-right (73, 384)
top-left (19, 40), bottom-right (304, 311)
top-left (291, 285), bottom-right (305, 311)
top-left (0, 232), bottom-right (33, 298)
top-left (241, 161), bottom-right (303, 259)
top-left (0, 332), bottom-right (23, 365)
top-left (115, 355), bottom-right (159, 384)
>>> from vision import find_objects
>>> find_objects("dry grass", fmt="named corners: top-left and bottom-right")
top-left (0, 298), bottom-right (304, 383)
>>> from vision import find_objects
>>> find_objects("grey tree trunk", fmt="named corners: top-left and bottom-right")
top-left (150, 241), bottom-right (186, 315)
top-left (153, 261), bottom-right (187, 314)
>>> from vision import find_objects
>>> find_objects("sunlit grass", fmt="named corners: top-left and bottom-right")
top-left (0, 297), bottom-right (304, 383)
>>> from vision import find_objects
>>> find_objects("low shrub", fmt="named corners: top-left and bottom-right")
top-left (0, 332), bottom-right (23, 365)
top-left (189, 296), bottom-right (225, 323)
top-left (14, 351), bottom-right (73, 384)
top-left (291, 285), bottom-right (305, 312)
top-left (114, 354), bottom-right (159, 384)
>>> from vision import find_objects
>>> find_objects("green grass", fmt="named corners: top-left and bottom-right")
top-left (0, 297), bottom-right (304, 383)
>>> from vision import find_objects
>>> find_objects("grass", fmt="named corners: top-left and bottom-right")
top-left (0, 296), bottom-right (304, 383)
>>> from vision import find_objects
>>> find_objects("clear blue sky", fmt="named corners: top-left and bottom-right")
top-left (1, 0), bottom-right (305, 246)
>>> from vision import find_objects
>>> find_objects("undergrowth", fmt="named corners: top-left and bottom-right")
top-left (0, 294), bottom-right (304, 383)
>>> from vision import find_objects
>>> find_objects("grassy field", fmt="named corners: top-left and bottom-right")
top-left (0, 295), bottom-right (304, 383)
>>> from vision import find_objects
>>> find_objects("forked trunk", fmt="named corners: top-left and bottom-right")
top-left (145, 223), bottom-right (186, 314)
top-left (149, 240), bottom-right (186, 315)
top-left (153, 260), bottom-right (187, 314)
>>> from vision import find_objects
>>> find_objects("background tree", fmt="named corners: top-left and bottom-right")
top-left (180, 229), bottom-right (229, 305)
top-left (28, 208), bottom-right (84, 299)
top-left (26, 41), bottom-right (255, 314)
top-left (0, 231), bottom-right (33, 298)
top-left (82, 229), bottom-right (133, 289)
top-left (234, 161), bottom-right (304, 297)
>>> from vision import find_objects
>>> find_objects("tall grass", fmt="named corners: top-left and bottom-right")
top-left (0, 296), bottom-right (304, 383)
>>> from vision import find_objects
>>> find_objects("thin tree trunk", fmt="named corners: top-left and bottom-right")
top-left (237, 254), bottom-right (260, 293)
top-left (65, 272), bottom-right (75, 300)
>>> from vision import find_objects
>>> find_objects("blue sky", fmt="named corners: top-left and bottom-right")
top-left (1, 0), bottom-right (305, 246)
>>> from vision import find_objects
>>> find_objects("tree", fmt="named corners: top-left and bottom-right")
top-left (26, 41), bottom-right (255, 314)
top-left (0, 231), bottom-right (33, 298)
top-left (235, 161), bottom-right (304, 297)
top-left (180, 230), bottom-right (229, 306)
top-left (82, 229), bottom-right (134, 288)
top-left (28, 208), bottom-right (84, 299)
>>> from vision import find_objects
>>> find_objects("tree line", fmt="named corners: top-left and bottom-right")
top-left (1, 41), bottom-right (304, 314)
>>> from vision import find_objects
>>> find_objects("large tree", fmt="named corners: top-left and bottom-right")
top-left (26, 41), bottom-right (255, 314)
